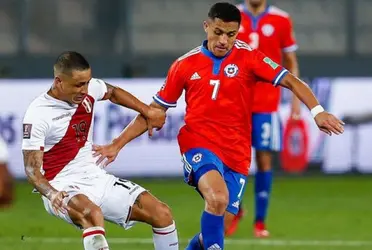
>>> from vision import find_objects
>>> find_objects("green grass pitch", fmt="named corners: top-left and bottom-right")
top-left (0, 176), bottom-right (371, 250)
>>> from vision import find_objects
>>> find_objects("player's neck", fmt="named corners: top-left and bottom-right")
top-left (247, 4), bottom-right (267, 16)
top-left (47, 87), bottom-right (68, 103)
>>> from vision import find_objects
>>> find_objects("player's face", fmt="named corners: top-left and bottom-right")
top-left (247, 0), bottom-right (265, 8)
top-left (55, 69), bottom-right (92, 104)
top-left (204, 18), bottom-right (239, 57)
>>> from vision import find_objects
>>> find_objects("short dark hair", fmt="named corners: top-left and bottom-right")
top-left (54, 51), bottom-right (90, 75)
top-left (208, 2), bottom-right (241, 25)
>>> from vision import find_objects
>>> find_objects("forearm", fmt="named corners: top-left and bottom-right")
top-left (112, 114), bottom-right (149, 150)
top-left (281, 74), bottom-right (319, 110)
top-left (23, 150), bottom-right (57, 199)
top-left (110, 86), bottom-right (150, 117)
top-left (112, 101), bottom-right (167, 150)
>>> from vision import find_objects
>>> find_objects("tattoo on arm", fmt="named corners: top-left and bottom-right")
top-left (23, 150), bottom-right (56, 198)
top-left (134, 193), bottom-right (143, 209)
top-left (103, 82), bottom-right (115, 100)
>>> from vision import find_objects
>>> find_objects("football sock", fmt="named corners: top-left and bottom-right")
top-left (255, 170), bottom-right (273, 223)
top-left (201, 210), bottom-right (224, 249)
top-left (152, 221), bottom-right (179, 249)
top-left (185, 233), bottom-right (203, 250)
top-left (82, 226), bottom-right (109, 250)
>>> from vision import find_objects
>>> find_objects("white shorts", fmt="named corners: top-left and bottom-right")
top-left (41, 172), bottom-right (146, 230)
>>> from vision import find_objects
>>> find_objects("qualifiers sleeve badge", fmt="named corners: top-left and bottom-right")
top-left (23, 124), bottom-right (32, 139)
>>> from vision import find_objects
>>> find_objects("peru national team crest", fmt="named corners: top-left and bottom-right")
top-left (262, 24), bottom-right (274, 37)
top-left (224, 64), bottom-right (239, 78)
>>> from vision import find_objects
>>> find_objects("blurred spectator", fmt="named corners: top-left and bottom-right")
top-left (0, 136), bottom-right (13, 208)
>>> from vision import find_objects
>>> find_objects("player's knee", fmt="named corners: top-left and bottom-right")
top-left (256, 151), bottom-right (272, 171)
top-left (204, 191), bottom-right (229, 215)
top-left (72, 205), bottom-right (104, 229)
top-left (151, 202), bottom-right (174, 228)
top-left (85, 205), bottom-right (104, 226)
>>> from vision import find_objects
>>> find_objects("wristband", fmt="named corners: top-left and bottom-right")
top-left (311, 105), bottom-right (324, 118)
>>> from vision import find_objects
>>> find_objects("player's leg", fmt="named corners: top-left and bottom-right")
top-left (129, 191), bottom-right (179, 249)
top-left (252, 112), bottom-right (282, 237)
top-left (223, 167), bottom-right (248, 236)
top-left (183, 149), bottom-right (228, 250)
top-left (42, 184), bottom-right (110, 250)
top-left (67, 194), bottom-right (110, 250)
top-left (99, 176), bottom-right (178, 250)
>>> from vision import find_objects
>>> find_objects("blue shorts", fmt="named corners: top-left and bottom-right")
top-left (252, 112), bottom-right (283, 151)
top-left (182, 148), bottom-right (247, 215)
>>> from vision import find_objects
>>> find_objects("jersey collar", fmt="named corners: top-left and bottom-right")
top-left (200, 40), bottom-right (232, 60)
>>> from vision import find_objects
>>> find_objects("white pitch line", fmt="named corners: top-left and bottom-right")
top-left (1, 237), bottom-right (372, 247)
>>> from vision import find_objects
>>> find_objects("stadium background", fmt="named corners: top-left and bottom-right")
top-left (0, 0), bottom-right (371, 249)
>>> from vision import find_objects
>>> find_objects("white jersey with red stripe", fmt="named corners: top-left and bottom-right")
top-left (22, 78), bottom-right (107, 182)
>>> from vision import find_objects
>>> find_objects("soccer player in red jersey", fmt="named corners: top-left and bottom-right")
top-left (93, 2), bottom-right (344, 249)
top-left (226, 0), bottom-right (302, 237)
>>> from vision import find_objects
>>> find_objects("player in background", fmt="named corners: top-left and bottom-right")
top-left (92, 2), bottom-right (344, 250)
top-left (0, 136), bottom-right (13, 208)
top-left (225, 0), bottom-right (302, 237)
top-left (22, 51), bottom-right (179, 250)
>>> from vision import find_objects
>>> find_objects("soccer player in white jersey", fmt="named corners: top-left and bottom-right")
top-left (22, 51), bottom-right (179, 250)
top-left (0, 136), bottom-right (13, 207)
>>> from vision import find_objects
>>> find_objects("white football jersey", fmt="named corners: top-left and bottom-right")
top-left (0, 136), bottom-right (8, 163)
top-left (22, 78), bottom-right (108, 181)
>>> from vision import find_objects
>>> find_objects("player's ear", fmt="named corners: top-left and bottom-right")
top-left (203, 20), bottom-right (208, 33)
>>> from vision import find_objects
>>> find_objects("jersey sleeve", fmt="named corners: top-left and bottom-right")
top-left (22, 108), bottom-right (49, 151)
top-left (281, 17), bottom-right (298, 53)
top-left (153, 61), bottom-right (185, 108)
top-left (88, 78), bottom-right (108, 101)
top-left (251, 50), bottom-right (289, 86)
top-left (0, 137), bottom-right (8, 163)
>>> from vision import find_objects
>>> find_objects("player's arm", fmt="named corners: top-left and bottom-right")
top-left (279, 74), bottom-right (344, 135)
top-left (102, 83), bottom-right (149, 118)
top-left (22, 150), bottom-right (56, 198)
top-left (111, 101), bottom-right (167, 150)
top-left (252, 51), bottom-right (344, 135)
top-left (98, 81), bottom-right (165, 131)
top-left (93, 61), bottom-right (184, 166)
top-left (282, 16), bottom-right (301, 118)
top-left (22, 114), bottom-right (69, 213)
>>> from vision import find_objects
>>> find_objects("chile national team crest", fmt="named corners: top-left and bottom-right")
top-left (224, 64), bottom-right (239, 78)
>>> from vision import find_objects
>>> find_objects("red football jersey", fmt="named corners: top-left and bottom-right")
top-left (154, 40), bottom-right (288, 175)
top-left (237, 4), bottom-right (297, 113)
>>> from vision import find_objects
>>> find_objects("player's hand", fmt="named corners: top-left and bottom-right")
top-left (92, 143), bottom-right (120, 167)
top-left (47, 190), bottom-right (69, 215)
top-left (314, 112), bottom-right (345, 136)
top-left (145, 107), bottom-right (166, 137)
top-left (290, 102), bottom-right (301, 120)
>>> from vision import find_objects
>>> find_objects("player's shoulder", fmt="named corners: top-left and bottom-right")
top-left (177, 45), bottom-right (202, 63)
top-left (234, 39), bottom-right (254, 52)
top-left (24, 93), bottom-right (54, 120)
top-left (267, 5), bottom-right (291, 19)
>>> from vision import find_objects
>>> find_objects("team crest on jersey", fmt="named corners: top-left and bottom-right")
top-left (82, 97), bottom-right (93, 113)
top-left (192, 153), bottom-right (202, 163)
top-left (224, 64), bottom-right (239, 78)
top-left (261, 24), bottom-right (274, 37)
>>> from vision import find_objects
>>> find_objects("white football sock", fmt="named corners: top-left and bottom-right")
top-left (152, 221), bottom-right (179, 249)
top-left (82, 226), bottom-right (109, 250)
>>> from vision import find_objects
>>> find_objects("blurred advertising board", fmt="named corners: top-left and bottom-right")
top-left (0, 78), bottom-right (371, 178)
